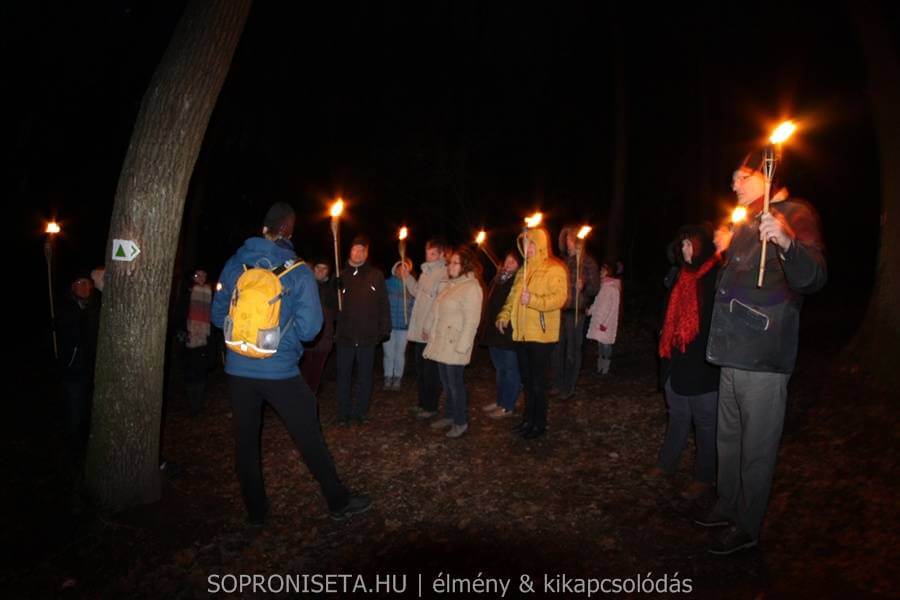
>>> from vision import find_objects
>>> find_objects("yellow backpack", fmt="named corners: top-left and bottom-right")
top-left (224, 260), bottom-right (305, 358)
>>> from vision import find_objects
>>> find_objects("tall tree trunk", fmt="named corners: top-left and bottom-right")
top-left (85, 0), bottom-right (252, 511)
top-left (849, 1), bottom-right (900, 387)
top-left (606, 15), bottom-right (626, 267)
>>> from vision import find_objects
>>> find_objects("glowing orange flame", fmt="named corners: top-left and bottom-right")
top-left (476, 230), bottom-right (486, 245)
top-left (399, 227), bottom-right (408, 241)
top-left (576, 225), bottom-right (592, 240)
top-left (770, 121), bottom-right (797, 144)
top-left (731, 206), bottom-right (748, 224)
top-left (524, 212), bottom-right (543, 228)
top-left (216, 282), bottom-right (223, 292)
top-left (330, 199), bottom-right (344, 218)
top-left (46, 222), bottom-right (61, 234)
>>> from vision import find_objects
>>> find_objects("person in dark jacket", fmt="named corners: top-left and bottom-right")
top-left (300, 258), bottom-right (338, 394)
top-left (335, 234), bottom-right (391, 425)
top-left (551, 227), bottom-right (601, 399)
top-left (697, 151), bottom-right (827, 555)
top-left (647, 225), bottom-right (721, 500)
top-left (480, 251), bottom-right (521, 418)
top-left (211, 202), bottom-right (370, 524)
top-left (57, 272), bottom-right (101, 454)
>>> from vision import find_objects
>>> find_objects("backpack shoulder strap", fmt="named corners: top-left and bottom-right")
top-left (275, 259), bottom-right (305, 279)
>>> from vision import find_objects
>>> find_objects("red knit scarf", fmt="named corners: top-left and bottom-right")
top-left (658, 255), bottom-right (718, 358)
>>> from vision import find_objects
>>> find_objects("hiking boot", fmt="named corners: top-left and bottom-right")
top-left (330, 495), bottom-right (373, 522)
top-left (694, 507), bottom-right (731, 528)
top-left (708, 525), bottom-right (757, 555)
top-left (430, 417), bottom-right (454, 429)
top-left (481, 402), bottom-right (499, 412)
top-left (446, 424), bottom-right (468, 438)
top-left (681, 480), bottom-right (713, 500)
top-left (522, 426), bottom-right (546, 440)
top-left (511, 420), bottom-right (532, 434)
top-left (489, 407), bottom-right (514, 419)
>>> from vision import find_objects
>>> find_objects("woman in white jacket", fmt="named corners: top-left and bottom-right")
top-left (586, 263), bottom-right (621, 374)
top-left (423, 247), bottom-right (484, 438)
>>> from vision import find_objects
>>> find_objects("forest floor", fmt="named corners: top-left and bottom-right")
top-left (5, 289), bottom-right (897, 598)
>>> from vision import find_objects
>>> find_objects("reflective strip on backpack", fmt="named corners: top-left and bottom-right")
top-left (225, 340), bottom-right (278, 355)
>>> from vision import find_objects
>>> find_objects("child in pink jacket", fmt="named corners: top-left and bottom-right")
top-left (586, 264), bottom-right (621, 374)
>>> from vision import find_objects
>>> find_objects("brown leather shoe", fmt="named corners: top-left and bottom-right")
top-left (680, 480), bottom-right (712, 500)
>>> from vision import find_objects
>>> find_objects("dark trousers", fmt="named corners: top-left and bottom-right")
top-left (413, 341), bottom-right (442, 412)
top-left (228, 375), bottom-right (349, 518)
top-left (715, 367), bottom-right (790, 540)
top-left (437, 363), bottom-right (468, 425)
top-left (300, 349), bottom-right (330, 394)
top-left (61, 377), bottom-right (92, 453)
top-left (551, 310), bottom-right (586, 394)
top-left (336, 343), bottom-right (376, 419)
top-left (657, 378), bottom-right (718, 483)
top-left (515, 342), bottom-right (554, 429)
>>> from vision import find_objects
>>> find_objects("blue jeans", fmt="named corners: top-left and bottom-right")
top-left (489, 346), bottom-right (520, 411)
top-left (437, 363), bottom-right (467, 425)
top-left (657, 378), bottom-right (718, 483)
top-left (382, 329), bottom-right (408, 378)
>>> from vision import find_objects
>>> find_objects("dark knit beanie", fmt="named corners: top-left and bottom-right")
top-left (263, 202), bottom-right (295, 230)
top-left (350, 234), bottom-right (370, 248)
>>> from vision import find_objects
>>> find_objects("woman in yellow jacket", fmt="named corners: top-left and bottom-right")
top-left (495, 227), bottom-right (568, 439)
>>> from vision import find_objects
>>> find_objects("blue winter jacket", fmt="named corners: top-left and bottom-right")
top-left (386, 275), bottom-right (414, 330)
top-left (211, 237), bottom-right (323, 380)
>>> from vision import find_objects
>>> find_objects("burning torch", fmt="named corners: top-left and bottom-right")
top-left (475, 229), bottom-right (499, 270)
top-left (399, 226), bottom-right (409, 324)
top-left (330, 199), bottom-right (344, 310)
top-left (45, 221), bottom-right (61, 358)
top-left (758, 120), bottom-right (797, 287)
top-left (575, 225), bottom-right (592, 322)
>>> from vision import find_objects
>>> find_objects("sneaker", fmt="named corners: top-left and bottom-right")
top-left (446, 423), bottom-right (468, 438)
top-left (681, 481), bottom-right (713, 500)
top-left (489, 407), bottom-right (514, 419)
top-left (416, 410), bottom-right (437, 419)
top-left (382, 377), bottom-right (394, 391)
top-left (330, 495), bottom-right (373, 522)
top-left (694, 507), bottom-right (731, 528)
top-left (481, 402), bottom-right (499, 412)
top-left (708, 525), bottom-right (757, 555)
top-left (430, 417), bottom-right (454, 429)
top-left (391, 378), bottom-right (403, 391)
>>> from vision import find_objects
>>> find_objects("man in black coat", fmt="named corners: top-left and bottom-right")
top-left (335, 235), bottom-right (391, 425)
top-left (699, 151), bottom-right (827, 555)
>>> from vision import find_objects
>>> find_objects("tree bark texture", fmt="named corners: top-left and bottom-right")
top-left (849, 1), bottom-right (900, 387)
top-left (85, 0), bottom-right (252, 510)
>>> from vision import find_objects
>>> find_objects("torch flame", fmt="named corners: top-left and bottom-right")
top-left (330, 199), bottom-right (344, 218)
top-left (399, 227), bottom-right (408, 240)
top-left (524, 212), bottom-right (543, 228)
top-left (46, 222), bottom-right (61, 234)
top-left (216, 282), bottom-right (223, 292)
top-left (576, 225), bottom-right (592, 240)
top-left (731, 206), bottom-right (748, 224)
top-left (476, 230), bottom-right (486, 245)
top-left (770, 121), bottom-right (797, 144)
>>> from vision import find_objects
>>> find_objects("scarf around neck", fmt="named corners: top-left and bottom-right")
top-left (658, 255), bottom-right (718, 359)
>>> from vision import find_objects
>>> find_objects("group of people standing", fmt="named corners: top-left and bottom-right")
top-left (204, 146), bottom-right (825, 556)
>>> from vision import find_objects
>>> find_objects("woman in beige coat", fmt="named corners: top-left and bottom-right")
top-left (423, 247), bottom-right (484, 438)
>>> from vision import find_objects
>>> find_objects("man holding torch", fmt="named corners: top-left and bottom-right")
top-left (552, 225), bottom-right (600, 399)
top-left (700, 141), bottom-right (827, 555)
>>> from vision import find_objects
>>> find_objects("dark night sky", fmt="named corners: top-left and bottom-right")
top-left (13, 2), bottom-right (896, 326)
